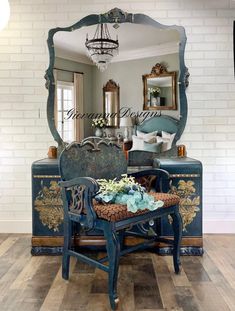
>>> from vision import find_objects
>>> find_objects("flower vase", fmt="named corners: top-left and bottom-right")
top-left (95, 128), bottom-right (103, 137)
top-left (151, 95), bottom-right (160, 107)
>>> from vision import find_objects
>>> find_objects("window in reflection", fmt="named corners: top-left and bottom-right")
top-left (57, 81), bottom-right (74, 142)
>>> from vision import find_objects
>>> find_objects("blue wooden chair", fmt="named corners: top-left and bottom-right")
top-left (59, 138), bottom-right (182, 310)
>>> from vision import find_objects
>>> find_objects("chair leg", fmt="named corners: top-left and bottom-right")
top-left (171, 206), bottom-right (182, 274)
top-left (118, 230), bottom-right (125, 251)
top-left (62, 218), bottom-right (72, 280)
top-left (104, 226), bottom-right (121, 310)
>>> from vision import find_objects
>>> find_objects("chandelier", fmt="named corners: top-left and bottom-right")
top-left (85, 23), bottom-right (119, 72)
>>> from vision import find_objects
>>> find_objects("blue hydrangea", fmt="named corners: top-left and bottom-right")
top-left (95, 175), bottom-right (163, 213)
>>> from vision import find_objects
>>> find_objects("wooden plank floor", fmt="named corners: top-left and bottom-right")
top-left (0, 235), bottom-right (235, 311)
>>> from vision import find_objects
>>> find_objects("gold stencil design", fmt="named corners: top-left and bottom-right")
top-left (34, 181), bottom-right (63, 232)
top-left (169, 180), bottom-right (200, 231)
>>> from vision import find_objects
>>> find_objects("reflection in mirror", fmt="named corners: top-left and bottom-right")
top-left (103, 80), bottom-right (119, 128)
top-left (46, 8), bottom-right (188, 150)
top-left (143, 63), bottom-right (177, 110)
top-left (54, 68), bottom-right (84, 143)
top-left (56, 81), bottom-right (74, 142)
top-left (53, 24), bottom-right (180, 139)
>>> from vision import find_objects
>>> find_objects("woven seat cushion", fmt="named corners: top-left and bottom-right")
top-left (93, 192), bottom-right (180, 222)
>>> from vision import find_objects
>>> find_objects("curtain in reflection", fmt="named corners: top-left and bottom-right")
top-left (74, 73), bottom-right (84, 141)
top-left (53, 69), bottom-right (58, 129)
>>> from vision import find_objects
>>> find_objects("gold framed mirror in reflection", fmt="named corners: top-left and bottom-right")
top-left (103, 79), bottom-right (120, 128)
top-left (143, 63), bottom-right (177, 111)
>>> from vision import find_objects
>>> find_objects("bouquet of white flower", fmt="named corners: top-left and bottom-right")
top-left (95, 174), bottom-right (164, 213)
top-left (148, 87), bottom-right (161, 97)
top-left (91, 117), bottom-right (107, 129)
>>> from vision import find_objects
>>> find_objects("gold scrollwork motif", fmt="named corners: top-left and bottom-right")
top-left (169, 180), bottom-right (200, 231)
top-left (34, 181), bottom-right (63, 232)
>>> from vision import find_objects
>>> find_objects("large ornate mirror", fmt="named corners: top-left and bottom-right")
top-left (45, 8), bottom-right (188, 152)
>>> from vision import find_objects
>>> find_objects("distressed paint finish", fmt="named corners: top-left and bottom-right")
top-left (153, 157), bottom-right (203, 256)
top-left (34, 181), bottom-right (63, 232)
top-left (31, 156), bottom-right (202, 255)
top-left (32, 159), bottom-right (64, 243)
top-left (59, 140), bottom-right (182, 310)
top-left (45, 8), bottom-right (188, 151)
top-left (169, 179), bottom-right (200, 231)
top-left (59, 138), bottom-right (127, 181)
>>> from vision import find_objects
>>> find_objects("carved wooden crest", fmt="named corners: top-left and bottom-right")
top-left (151, 63), bottom-right (168, 75)
top-left (102, 8), bottom-right (133, 24)
top-left (81, 137), bottom-right (120, 152)
top-left (103, 79), bottom-right (119, 92)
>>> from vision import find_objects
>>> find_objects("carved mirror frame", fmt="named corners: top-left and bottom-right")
top-left (143, 63), bottom-right (177, 111)
top-left (45, 8), bottom-right (189, 151)
top-left (103, 79), bottom-right (120, 128)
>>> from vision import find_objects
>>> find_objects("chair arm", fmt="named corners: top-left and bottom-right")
top-left (59, 177), bottom-right (99, 230)
top-left (59, 176), bottom-right (99, 193)
top-left (128, 168), bottom-right (171, 192)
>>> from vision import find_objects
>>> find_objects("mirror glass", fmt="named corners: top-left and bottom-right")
top-left (147, 77), bottom-right (172, 108)
top-left (103, 80), bottom-right (119, 128)
top-left (46, 9), bottom-right (188, 148)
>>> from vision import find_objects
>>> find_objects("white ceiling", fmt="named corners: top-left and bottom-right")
top-left (54, 23), bottom-right (180, 64)
top-left (148, 76), bottom-right (172, 87)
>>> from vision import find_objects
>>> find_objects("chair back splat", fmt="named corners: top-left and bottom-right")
top-left (59, 137), bottom-right (182, 310)
top-left (59, 138), bottom-right (127, 181)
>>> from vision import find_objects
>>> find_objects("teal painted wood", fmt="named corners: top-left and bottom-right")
top-left (31, 156), bottom-right (202, 256)
top-left (60, 138), bottom-right (127, 181)
top-left (45, 8), bottom-right (189, 151)
top-left (59, 139), bottom-right (182, 309)
top-left (153, 157), bottom-right (203, 255)
top-left (128, 145), bottom-right (178, 167)
top-left (31, 158), bottom-right (64, 255)
top-left (31, 158), bottom-right (63, 237)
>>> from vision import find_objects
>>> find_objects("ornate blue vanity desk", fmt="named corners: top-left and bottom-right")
top-left (32, 156), bottom-right (203, 255)
top-left (31, 8), bottom-right (203, 255)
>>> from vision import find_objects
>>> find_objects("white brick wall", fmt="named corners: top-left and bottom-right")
top-left (0, 0), bottom-right (235, 233)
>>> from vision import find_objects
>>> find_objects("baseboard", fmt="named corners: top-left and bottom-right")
top-left (204, 220), bottom-right (235, 233)
top-left (0, 220), bottom-right (32, 233)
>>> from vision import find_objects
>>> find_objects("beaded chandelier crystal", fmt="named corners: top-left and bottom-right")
top-left (85, 23), bottom-right (119, 72)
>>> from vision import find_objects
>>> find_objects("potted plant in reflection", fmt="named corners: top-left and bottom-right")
top-left (91, 117), bottom-right (107, 137)
top-left (148, 87), bottom-right (161, 107)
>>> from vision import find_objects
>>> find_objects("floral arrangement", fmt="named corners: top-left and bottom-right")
top-left (148, 87), bottom-right (161, 97)
top-left (91, 117), bottom-right (107, 128)
top-left (95, 174), bottom-right (164, 213)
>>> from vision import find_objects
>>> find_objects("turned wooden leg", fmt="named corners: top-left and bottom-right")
top-left (171, 206), bottom-right (182, 274)
top-left (104, 226), bottom-right (121, 310)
